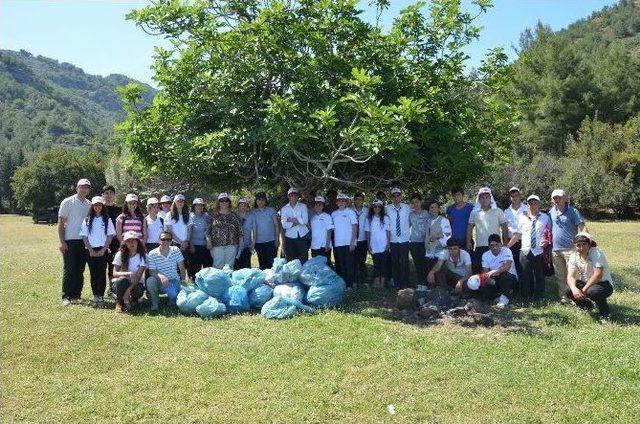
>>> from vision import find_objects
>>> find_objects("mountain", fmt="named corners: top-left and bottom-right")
top-left (0, 49), bottom-right (155, 152)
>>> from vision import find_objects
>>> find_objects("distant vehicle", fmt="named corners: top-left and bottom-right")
top-left (32, 207), bottom-right (59, 224)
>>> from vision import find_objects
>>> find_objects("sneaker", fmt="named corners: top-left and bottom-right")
top-left (560, 296), bottom-right (571, 305)
top-left (115, 303), bottom-right (124, 313)
top-left (62, 298), bottom-right (71, 306)
top-left (598, 312), bottom-right (612, 322)
top-left (70, 298), bottom-right (83, 304)
top-left (495, 295), bottom-right (509, 308)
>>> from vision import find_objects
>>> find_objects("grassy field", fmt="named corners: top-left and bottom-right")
top-left (1, 214), bottom-right (639, 423)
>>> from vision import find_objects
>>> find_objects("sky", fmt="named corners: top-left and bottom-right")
top-left (1, 0), bottom-right (620, 88)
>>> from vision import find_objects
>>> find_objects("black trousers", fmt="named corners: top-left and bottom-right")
top-left (565, 280), bottom-right (613, 316)
top-left (390, 242), bottom-right (410, 288)
top-left (409, 242), bottom-right (426, 286)
top-left (234, 246), bottom-right (252, 270)
top-left (372, 252), bottom-right (389, 278)
top-left (333, 245), bottom-right (355, 287)
top-left (510, 240), bottom-right (523, 276)
top-left (255, 241), bottom-right (277, 270)
top-left (476, 272), bottom-right (517, 301)
top-left (62, 239), bottom-right (88, 300)
top-left (87, 247), bottom-right (108, 297)
top-left (354, 240), bottom-right (368, 284)
top-left (284, 236), bottom-right (308, 264)
top-left (519, 251), bottom-right (545, 301)
top-left (110, 277), bottom-right (144, 305)
top-left (190, 244), bottom-right (213, 278)
top-left (472, 246), bottom-right (490, 274)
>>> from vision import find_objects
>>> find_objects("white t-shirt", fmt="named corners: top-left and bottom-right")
top-left (145, 215), bottom-right (165, 244)
top-left (112, 251), bottom-right (147, 274)
top-left (504, 203), bottom-right (529, 237)
top-left (166, 213), bottom-right (191, 243)
top-left (80, 216), bottom-right (116, 248)
top-left (59, 195), bottom-right (91, 240)
top-left (352, 206), bottom-right (368, 242)
top-left (568, 247), bottom-right (613, 284)
top-left (310, 212), bottom-right (334, 250)
top-left (158, 209), bottom-right (170, 220)
top-left (481, 247), bottom-right (517, 277)
top-left (365, 216), bottom-right (390, 254)
top-left (438, 249), bottom-right (472, 277)
top-left (331, 208), bottom-right (358, 247)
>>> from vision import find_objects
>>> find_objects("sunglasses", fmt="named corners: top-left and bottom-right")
top-left (160, 237), bottom-right (172, 242)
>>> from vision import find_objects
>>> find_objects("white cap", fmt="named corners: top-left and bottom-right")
top-left (218, 192), bottom-right (230, 200)
top-left (160, 195), bottom-right (172, 203)
top-left (76, 178), bottom-right (91, 187)
top-left (551, 189), bottom-right (566, 198)
top-left (237, 197), bottom-right (249, 204)
top-left (314, 195), bottom-right (326, 203)
top-left (467, 275), bottom-right (481, 291)
top-left (192, 197), bottom-right (205, 205)
top-left (477, 187), bottom-right (492, 195)
top-left (390, 187), bottom-right (402, 195)
top-left (526, 195), bottom-right (541, 203)
top-left (174, 194), bottom-right (185, 201)
top-left (574, 232), bottom-right (597, 247)
top-left (122, 230), bottom-right (139, 242)
top-left (372, 199), bottom-right (384, 206)
top-left (91, 196), bottom-right (105, 205)
top-left (336, 193), bottom-right (349, 200)
top-left (146, 197), bottom-right (159, 206)
top-left (508, 186), bottom-right (521, 193)
top-left (287, 187), bottom-right (299, 195)
top-left (125, 193), bottom-right (139, 202)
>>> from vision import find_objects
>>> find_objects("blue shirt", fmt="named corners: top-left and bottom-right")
top-left (446, 202), bottom-right (474, 241)
top-left (252, 207), bottom-right (278, 243)
top-left (549, 204), bottom-right (584, 251)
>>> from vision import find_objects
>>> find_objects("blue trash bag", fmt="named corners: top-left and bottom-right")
top-left (279, 259), bottom-right (302, 283)
top-left (176, 285), bottom-right (210, 315)
top-left (273, 281), bottom-right (306, 302)
top-left (196, 297), bottom-right (227, 318)
top-left (195, 267), bottom-right (232, 299)
top-left (299, 256), bottom-right (332, 286)
top-left (249, 284), bottom-right (273, 308)
top-left (305, 271), bottom-right (346, 308)
top-left (231, 268), bottom-right (266, 292)
top-left (271, 257), bottom-right (286, 273)
top-left (221, 264), bottom-right (233, 277)
top-left (261, 295), bottom-right (314, 319)
top-left (223, 285), bottom-right (251, 314)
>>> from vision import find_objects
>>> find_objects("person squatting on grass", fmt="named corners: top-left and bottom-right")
top-left (146, 230), bottom-right (186, 314)
top-left (80, 195), bottom-right (115, 307)
top-left (477, 233), bottom-right (518, 308)
top-left (111, 230), bottom-right (147, 313)
top-left (427, 238), bottom-right (473, 294)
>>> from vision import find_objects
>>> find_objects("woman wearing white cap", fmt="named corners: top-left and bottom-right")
top-left (165, 194), bottom-right (192, 272)
top-left (331, 193), bottom-right (358, 287)
top-left (111, 230), bottom-right (147, 313)
top-left (235, 197), bottom-right (254, 269)
top-left (280, 187), bottom-right (310, 263)
top-left (189, 198), bottom-right (212, 277)
top-left (310, 195), bottom-right (334, 264)
top-left (467, 187), bottom-right (509, 273)
top-left (80, 196), bottom-right (115, 306)
top-left (252, 192), bottom-right (280, 269)
top-left (207, 193), bottom-right (243, 269)
top-left (158, 195), bottom-right (172, 220)
top-left (145, 197), bottom-right (164, 252)
top-left (116, 194), bottom-right (146, 244)
top-left (565, 232), bottom-right (614, 319)
top-left (365, 199), bottom-right (391, 289)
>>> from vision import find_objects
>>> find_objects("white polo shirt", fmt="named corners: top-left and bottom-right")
top-left (504, 203), bottom-right (529, 237)
top-left (516, 212), bottom-right (551, 256)
top-left (386, 203), bottom-right (411, 243)
top-left (352, 206), bottom-right (368, 242)
top-left (80, 216), bottom-right (116, 248)
top-left (280, 202), bottom-right (309, 238)
top-left (331, 208), bottom-right (358, 247)
top-left (438, 249), bottom-right (472, 277)
top-left (481, 247), bottom-right (517, 277)
top-left (365, 216), bottom-right (391, 254)
top-left (310, 212), bottom-right (334, 250)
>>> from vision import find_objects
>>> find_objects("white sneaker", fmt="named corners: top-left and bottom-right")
top-left (495, 295), bottom-right (509, 308)
top-left (62, 298), bottom-right (71, 306)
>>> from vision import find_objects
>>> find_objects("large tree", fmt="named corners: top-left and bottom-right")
top-left (120, 0), bottom-right (515, 193)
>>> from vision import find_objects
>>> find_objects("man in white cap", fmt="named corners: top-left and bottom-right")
top-left (386, 187), bottom-right (411, 288)
top-left (504, 187), bottom-right (528, 275)
top-left (310, 195), bottom-right (334, 265)
top-left (280, 187), bottom-right (310, 263)
top-left (549, 189), bottom-right (587, 303)
top-left (509, 195), bottom-right (551, 302)
top-left (57, 178), bottom-right (92, 305)
top-left (158, 195), bottom-right (172, 220)
top-left (331, 193), bottom-right (358, 287)
top-left (467, 187), bottom-right (509, 273)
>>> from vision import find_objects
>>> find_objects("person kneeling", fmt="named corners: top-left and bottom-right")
top-left (477, 234), bottom-right (518, 308)
top-left (146, 230), bottom-right (187, 313)
top-left (111, 231), bottom-right (147, 313)
top-left (427, 238), bottom-right (472, 294)
top-left (565, 232), bottom-right (614, 319)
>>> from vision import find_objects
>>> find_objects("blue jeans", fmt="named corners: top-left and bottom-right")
top-left (146, 276), bottom-right (181, 309)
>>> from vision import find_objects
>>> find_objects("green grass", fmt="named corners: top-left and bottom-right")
top-left (2, 215), bottom-right (639, 423)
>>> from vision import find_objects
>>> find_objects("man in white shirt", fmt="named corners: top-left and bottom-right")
top-left (280, 187), bottom-right (310, 263)
top-left (386, 187), bottom-right (411, 288)
top-left (427, 238), bottom-right (472, 293)
top-left (504, 187), bottom-right (528, 275)
top-left (352, 192), bottom-right (368, 286)
top-left (480, 233), bottom-right (518, 307)
top-left (57, 178), bottom-right (92, 305)
top-left (509, 195), bottom-right (551, 302)
top-left (331, 193), bottom-right (358, 287)
top-left (310, 195), bottom-right (334, 265)
top-left (467, 187), bottom-right (509, 273)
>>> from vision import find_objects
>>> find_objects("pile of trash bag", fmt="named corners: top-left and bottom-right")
top-left (175, 256), bottom-right (346, 319)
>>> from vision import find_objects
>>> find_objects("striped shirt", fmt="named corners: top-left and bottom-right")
top-left (117, 214), bottom-right (144, 239)
top-left (147, 246), bottom-right (184, 281)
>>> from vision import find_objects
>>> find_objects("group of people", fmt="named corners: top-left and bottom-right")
top-left (57, 179), bottom-right (615, 318)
